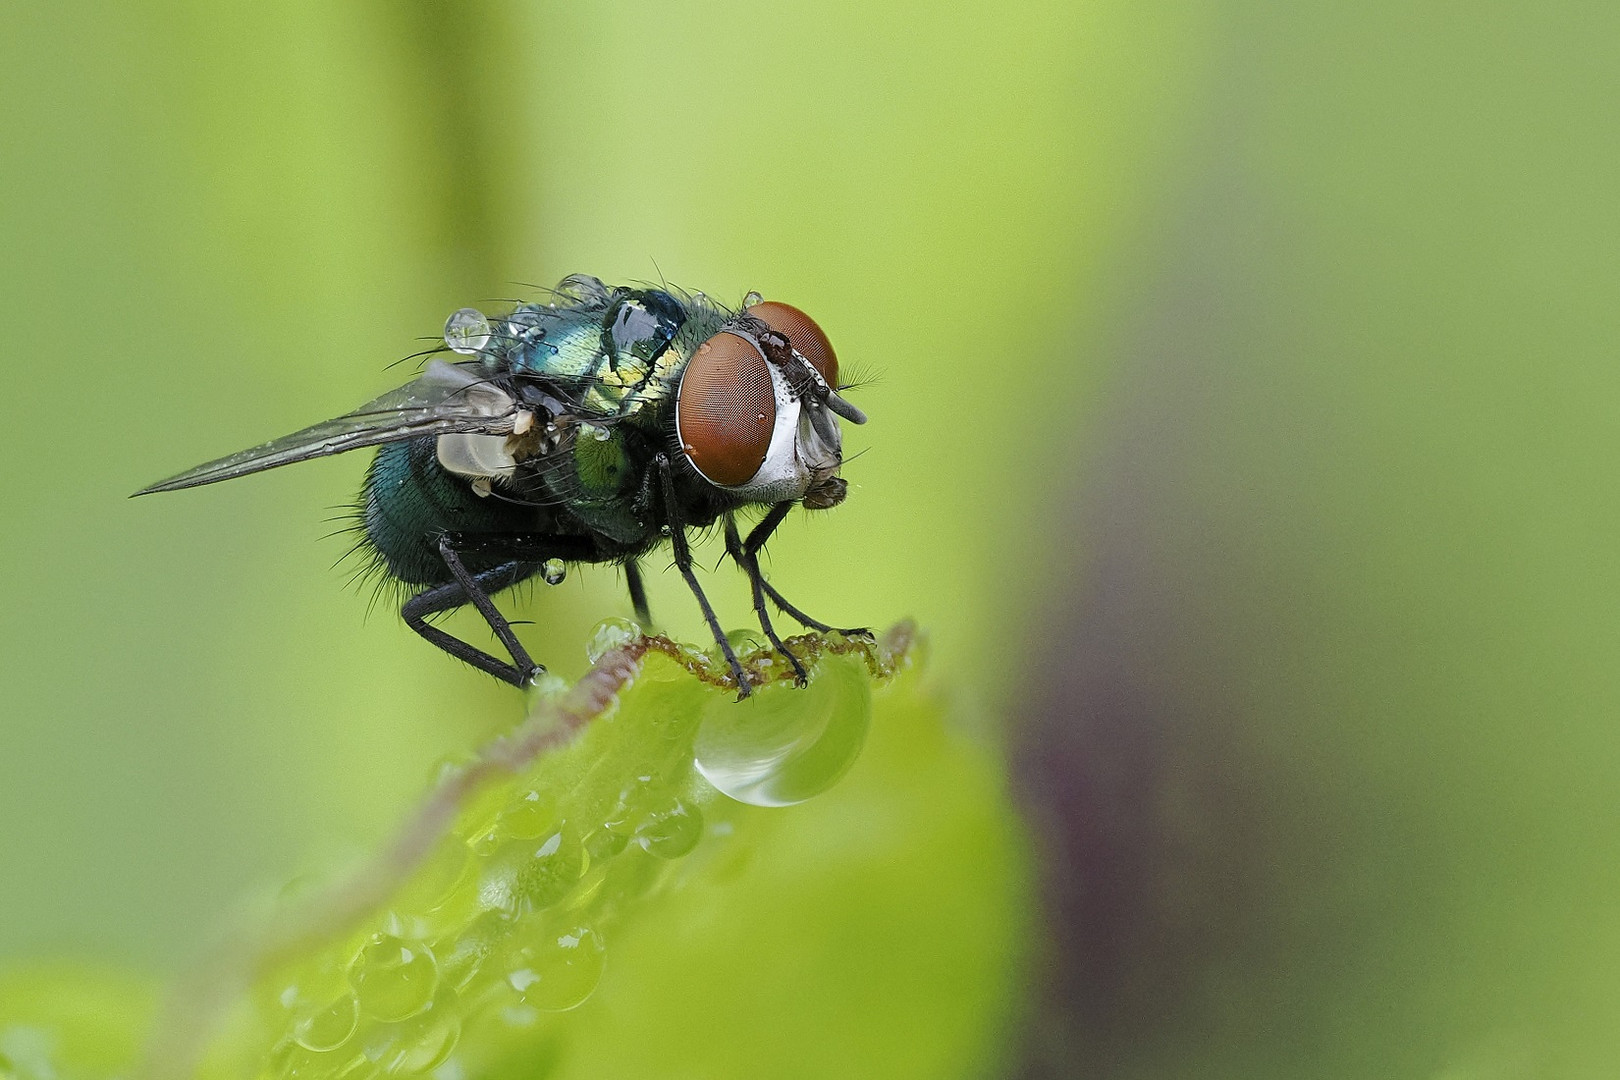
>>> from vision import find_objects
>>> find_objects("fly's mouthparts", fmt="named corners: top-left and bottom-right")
top-left (827, 392), bottom-right (867, 425)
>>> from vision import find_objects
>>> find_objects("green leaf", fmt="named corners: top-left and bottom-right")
top-left (1, 625), bottom-right (1028, 1080)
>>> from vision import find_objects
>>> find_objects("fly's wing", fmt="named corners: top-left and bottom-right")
top-left (135, 362), bottom-right (520, 494)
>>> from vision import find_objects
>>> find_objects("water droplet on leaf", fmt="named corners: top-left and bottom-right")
top-left (507, 926), bottom-right (605, 1012)
top-left (634, 798), bottom-right (703, 859)
top-left (477, 831), bottom-right (585, 915)
top-left (292, 994), bottom-right (359, 1053)
top-left (585, 618), bottom-right (640, 663)
top-left (349, 934), bottom-right (438, 1022)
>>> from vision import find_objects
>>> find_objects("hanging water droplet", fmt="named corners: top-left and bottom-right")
top-left (507, 926), bottom-right (606, 1012)
top-left (585, 617), bottom-right (641, 664)
top-left (694, 652), bottom-right (871, 806)
top-left (443, 308), bottom-right (491, 355)
top-left (349, 934), bottom-right (439, 1022)
top-left (541, 559), bottom-right (566, 586)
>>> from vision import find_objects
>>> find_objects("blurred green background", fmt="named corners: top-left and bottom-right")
top-left (5, 0), bottom-right (1620, 1076)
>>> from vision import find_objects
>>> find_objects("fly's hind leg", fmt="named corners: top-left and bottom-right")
top-left (402, 533), bottom-right (600, 687)
top-left (401, 555), bottom-right (543, 687)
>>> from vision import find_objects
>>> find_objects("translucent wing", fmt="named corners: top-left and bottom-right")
top-left (135, 362), bottom-right (520, 494)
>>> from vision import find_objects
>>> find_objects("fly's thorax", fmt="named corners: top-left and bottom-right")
top-left (674, 303), bottom-right (865, 510)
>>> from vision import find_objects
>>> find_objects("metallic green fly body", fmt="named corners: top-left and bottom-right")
top-left (137, 274), bottom-right (869, 696)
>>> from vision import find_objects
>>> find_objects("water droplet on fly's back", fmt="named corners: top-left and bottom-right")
top-left (585, 618), bottom-right (641, 664)
top-left (443, 308), bottom-right (491, 355)
top-left (506, 926), bottom-right (606, 1012)
top-left (540, 559), bottom-right (566, 586)
top-left (694, 653), bottom-right (871, 806)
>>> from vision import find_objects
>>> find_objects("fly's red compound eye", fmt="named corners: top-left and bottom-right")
top-left (676, 331), bottom-right (776, 487)
top-left (746, 301), bottom-right (838, 387)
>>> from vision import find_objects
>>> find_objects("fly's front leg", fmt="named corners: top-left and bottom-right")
top-left (724, 508), bottom-right (808, 685)
top-left (733, 502), bottom-right (872, 639)
top-left (656, 453), bottom-right (751, 696)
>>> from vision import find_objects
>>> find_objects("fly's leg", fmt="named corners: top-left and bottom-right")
top-left (732, 502), bottom-right (872, 639)
top-left (656, 453), bottom-right (751, 697)
top-left (624, 560), bottom-right (652, 627)
top-left (758, 581), bottom-right (871, 638)
top-left (401, 533), bottom-right (600, 688)
top-left (724, 508), bottom-right (809, 685)
top-left (401, 555), bottom-right (542, 687)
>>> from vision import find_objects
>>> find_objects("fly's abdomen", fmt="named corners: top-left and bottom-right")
top-left (362, 437), bottom-right (547, 585)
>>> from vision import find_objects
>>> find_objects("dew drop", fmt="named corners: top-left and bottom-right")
top-left (540, 559), bottom-right (566, 586)
top-left (742, 290), bottom-right (764, 307)
top-left (362, 995), bottom-right (461, 1077)
top-left (507, 927), bottom-right (606, 1012)
top-left (585, 617), bottom-right (641, 663)
top-left (438, 909), bottom-right (509, 991)
top-left (634, 798), bottom-right (703, 859)
top-left (442, 308), bottom-right (491, 355)
top-left (292, 993), bottom-right (359, 1053)
top-left (496, 789), bottom-right (560, 840)
top-left (389, 836), bottom-right (471, 915)
top-left (477, 831), bottom-right (586, 915)
top-left (349, 935), bottom-right (438, 1022)
top-left (694, 653), bottom-right (871, 806)
top-left (583, 827), bottom-right (627, 862)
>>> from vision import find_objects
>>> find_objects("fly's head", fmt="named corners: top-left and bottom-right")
top-left (675, 301), bottom-right (866, 510)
